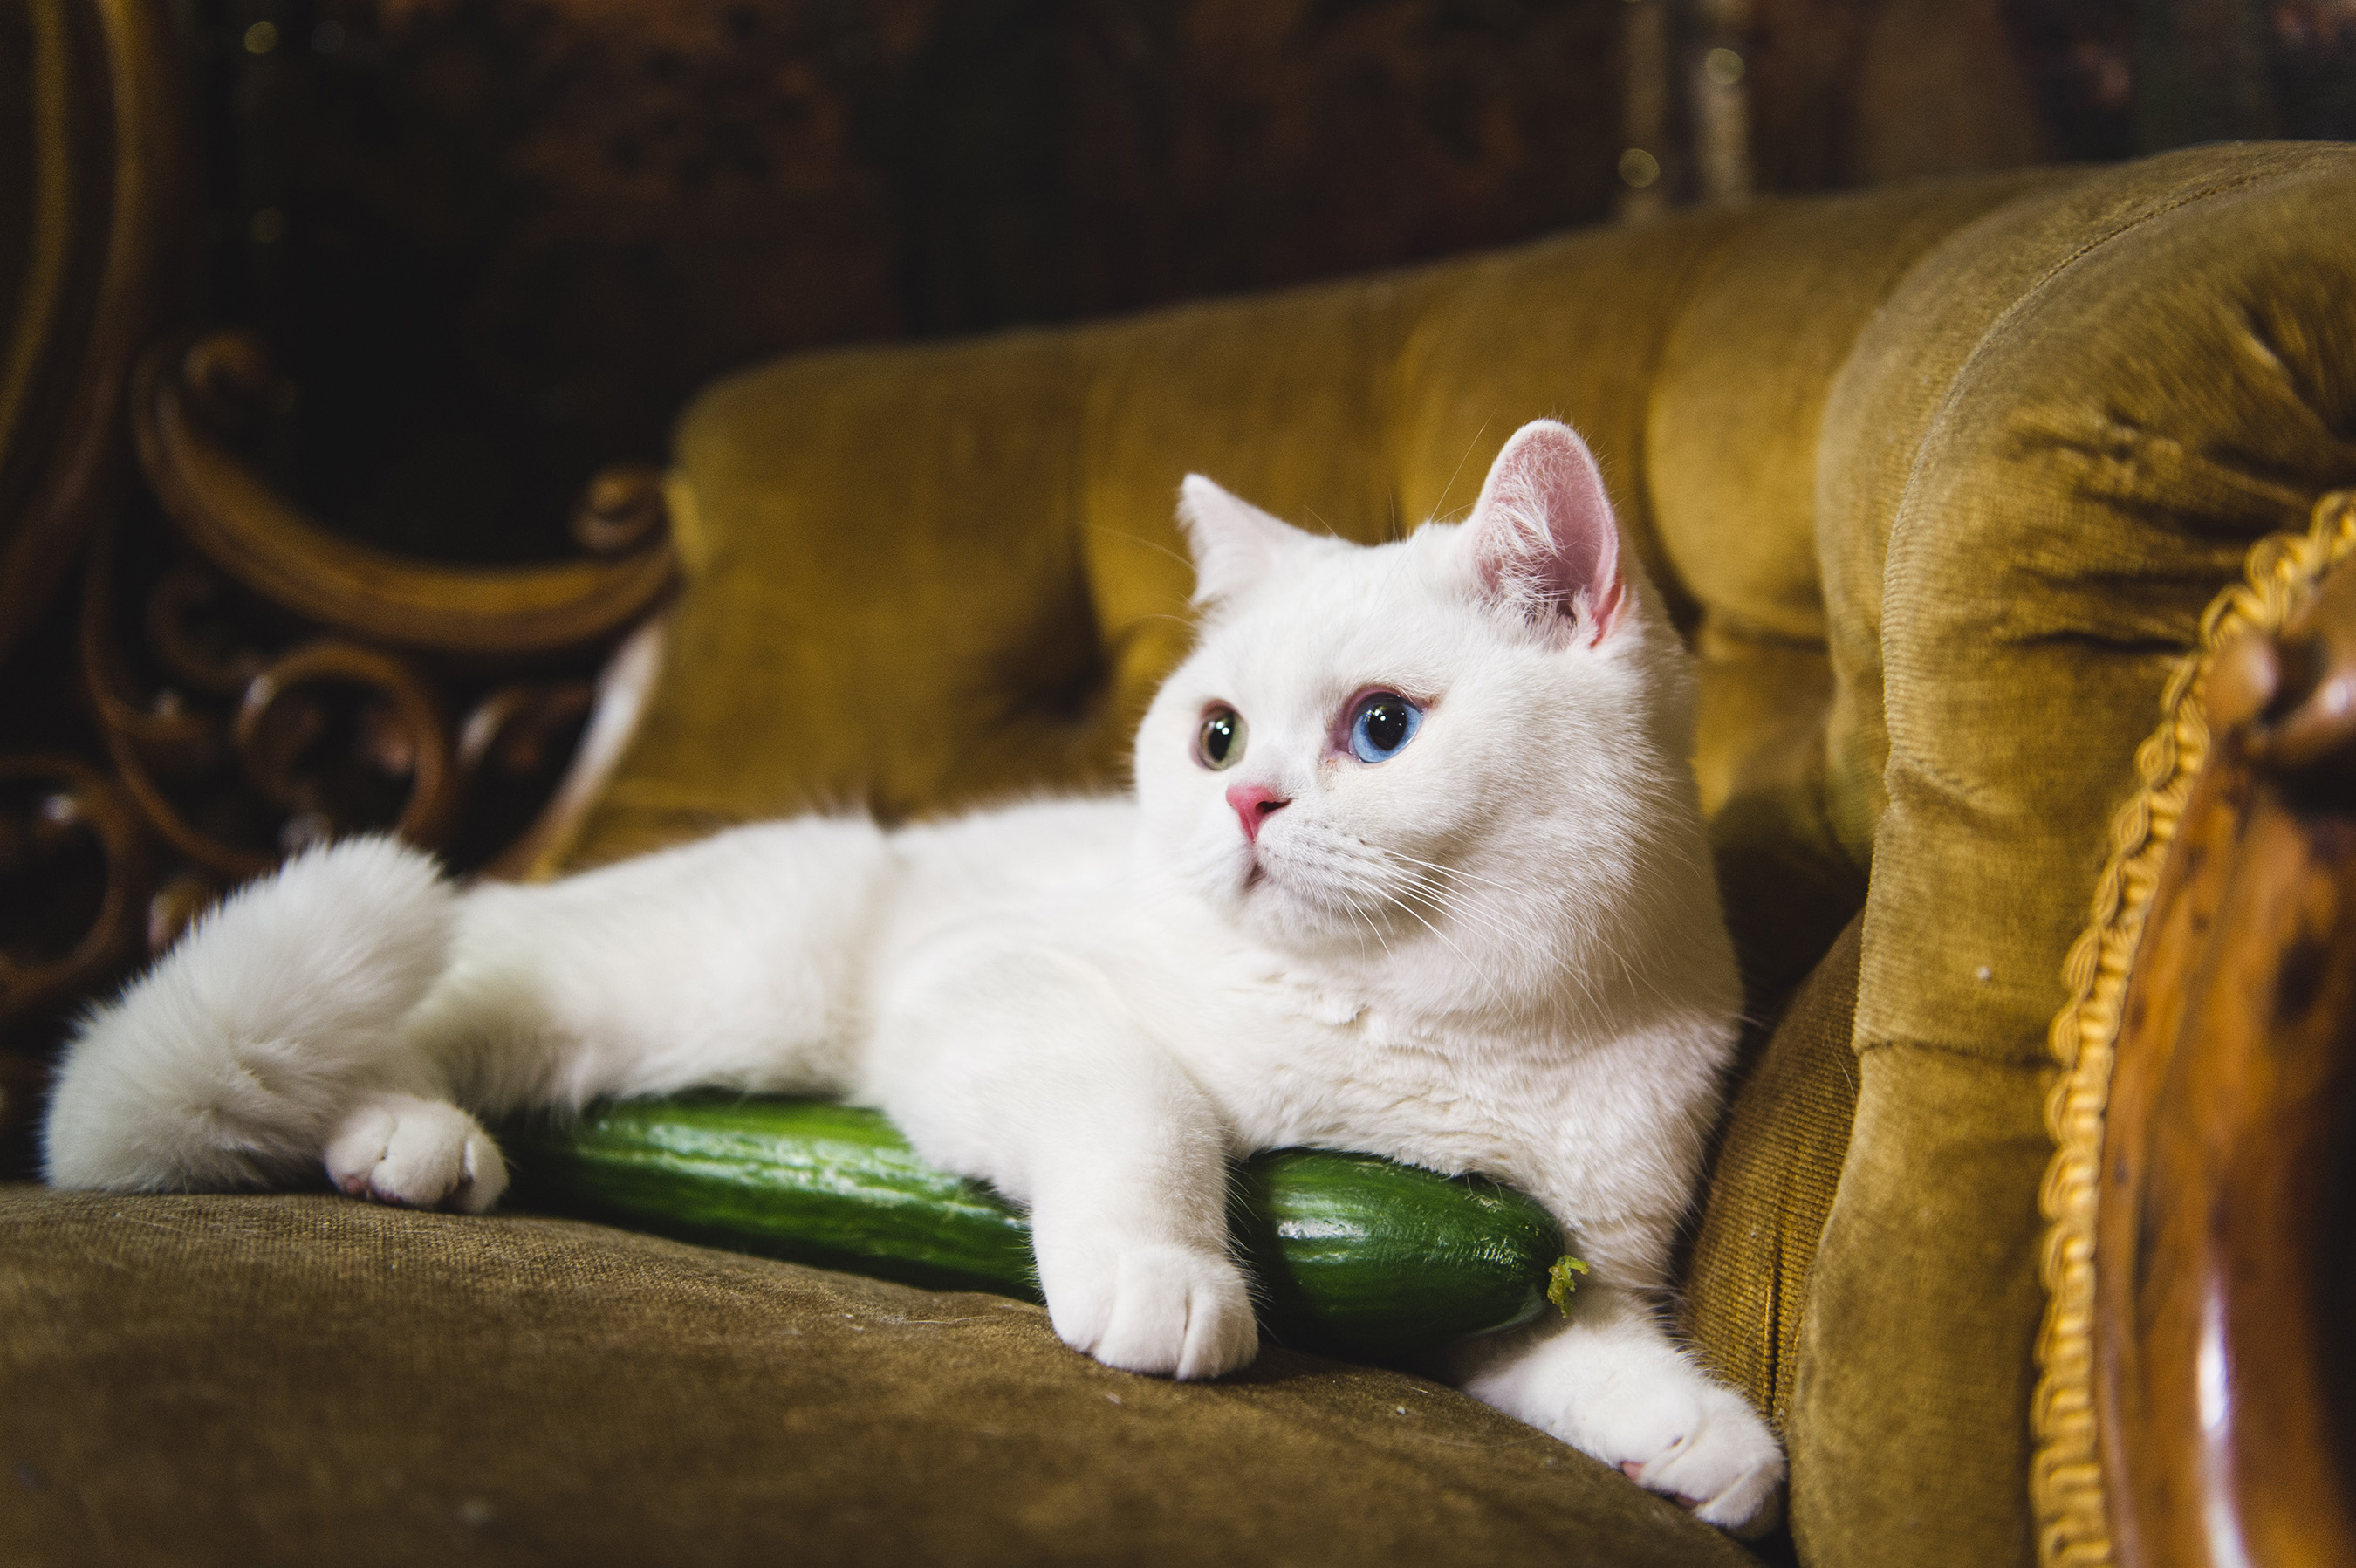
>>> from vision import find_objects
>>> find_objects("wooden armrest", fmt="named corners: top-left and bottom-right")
top-left (2099, 556), bottom-right (2356, 1567)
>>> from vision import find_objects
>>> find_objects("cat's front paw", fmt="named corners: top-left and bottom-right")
top-left (325, 1092), bottom-right (507, 1214)
top-left (1598, 1377), bottom-right (1784, 1536)
top-left (1038, 1241), bottom-right (1258, 1380)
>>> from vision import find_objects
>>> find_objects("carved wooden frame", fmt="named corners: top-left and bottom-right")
top-left (0, 0), bottom-right (684, 1182)
top-left (2034, 491), bottom-right (2356, 1568)
top-left (0, 0), bottom-right (181, 671)
top-left (3, 327), bottom-right (676, 1024)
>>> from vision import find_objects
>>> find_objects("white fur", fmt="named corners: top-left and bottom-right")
top-left (45, 837), bottom-right (455, 1192)
top-left (44, 421), bottom-right (1783, 1532)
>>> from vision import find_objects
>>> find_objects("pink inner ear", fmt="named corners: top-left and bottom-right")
top-left (1469, 421), bottom-right (1625, 644)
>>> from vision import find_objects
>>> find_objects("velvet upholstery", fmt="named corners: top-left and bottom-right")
top-left (552, 141), bottom-right (2356, 1567)
top-left (12, 142), bottom-right (2355, 1566)
top-left (1799, 144), bottom-right (2356, 1565)
top-left (1680, 915), bottom-right (1862, 1436)
top-left (0, 1185), bottom-right (1756, 1568)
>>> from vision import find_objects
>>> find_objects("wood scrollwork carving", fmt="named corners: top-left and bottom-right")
top-left (132, 331), bottom-right (675, 659)
top-left (0, 756), bottom-right (150, 1021)
top-left (76, 494), bottom-right (667, 884)
top-left (2098, 558), bottom-right (2356, 1568)
top-left (0, 2), bottom-right (669, 1167)
top-left (82, 521), bottom-right (450, 881)
top-left (0, 0), bottom-right (187, 674)
top-left (235, 639), bottom-right (461, 855)
top-left (0, 333), bottom-right (677, 1044)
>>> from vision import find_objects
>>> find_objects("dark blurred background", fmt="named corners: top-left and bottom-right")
top-left (181, 0), bottom-right (2356, 564)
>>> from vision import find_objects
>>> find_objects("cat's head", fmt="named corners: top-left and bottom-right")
top-left (1133, 419), bottom-right (1712, 1007)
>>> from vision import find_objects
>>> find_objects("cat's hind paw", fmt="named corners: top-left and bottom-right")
top-left (1041, 1242), bottom-right (1258, 1381)
top-left (325, 1092), bottom-right (507, 1215)
top-left (1608, 1380), bottom-right (1785, 1537)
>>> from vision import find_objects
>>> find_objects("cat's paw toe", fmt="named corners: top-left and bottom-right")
top-left (324, 1093), bottom-right (506, 1214)
top-left (1045, 1243), bottom-right (1257, 1380)
top-left (1613, 1384), bottom-right (1784, 1537)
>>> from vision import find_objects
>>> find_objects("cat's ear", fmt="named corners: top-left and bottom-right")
top-left (1461, 420), bottom-right (1626, 646)
top-left (1177, 475), bottom-right (1305, 606)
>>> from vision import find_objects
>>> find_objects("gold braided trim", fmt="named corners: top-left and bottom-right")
top-left (2029, 490), bottom-right (2356, 1568)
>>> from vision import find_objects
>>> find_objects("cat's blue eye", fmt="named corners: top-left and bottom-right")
top-left (1347, 693), bottom-right (1422, 763)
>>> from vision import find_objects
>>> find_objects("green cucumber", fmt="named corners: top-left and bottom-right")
top-left (501, 1096), bottom-right (1571, 1361)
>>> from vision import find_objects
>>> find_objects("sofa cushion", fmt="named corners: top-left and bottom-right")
top-left (1680, 914), bottom-right (1862, 1434)
top-left (573, 329), bottom-right (1109, 864)
top-left (0, 1184), bottom-right (1757, 1567)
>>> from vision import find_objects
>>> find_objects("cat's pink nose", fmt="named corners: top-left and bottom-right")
top-left (1226, 784), bottom-right (1290, 844)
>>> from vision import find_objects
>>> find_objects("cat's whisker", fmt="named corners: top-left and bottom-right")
top-left (1391, 883), bottom-right (1569, 1007)
top-left (1359, 881), bottom-right (1513, 1010)
top-left (1385, 872), bottom-right (1620, 1017)
top-left (1339, 887), bottom-right (1397, 962)
top-left (1385, 885), bottom-right (1555, 969)
top-left (1086, 525), bottom-right (1201, 576)
top-left (1430, 418), bottom-right (1491, 526)
top-left (1366, 850), bottom-right (1556, 969)
top-left (1380, 843), bottom-right (1652, 989)
top-left (1378, 849), bottom-right (1537, 901)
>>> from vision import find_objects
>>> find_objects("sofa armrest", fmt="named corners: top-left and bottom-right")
top-left (2034, 501), bottom-right (2356, 1568)
top-left (2095, 548), bottom-right (2356, 1568)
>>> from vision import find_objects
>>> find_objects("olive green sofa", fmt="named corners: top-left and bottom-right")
top-left (7, 140), bottom-right (2354, 1568)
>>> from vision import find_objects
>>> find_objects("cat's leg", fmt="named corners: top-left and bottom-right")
top-left (1447, 1284), bottom-right (1784, 1534)
top-left (866, 941), bottom-right (1257, 1381)
top-left (359, 816), bottom-right (894, 1209)
top-left (46, 818), bottom-right (894, 1211)
top-left (314, 817), bottom-right (893, 1211)
top-left (45, 836), bottom-right (461, 1196)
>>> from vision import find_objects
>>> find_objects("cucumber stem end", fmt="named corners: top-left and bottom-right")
top-left (1546, 1255), bottom-right (1590, 1315)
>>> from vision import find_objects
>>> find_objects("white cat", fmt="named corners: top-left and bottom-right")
top-left (44, 419), bottom-right (1784, 1532)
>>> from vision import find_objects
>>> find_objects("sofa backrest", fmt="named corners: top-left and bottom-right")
top-left (562, 141), bottom-right (2356, 1568)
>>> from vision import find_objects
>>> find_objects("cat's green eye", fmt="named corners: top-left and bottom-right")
top-left (1196, 705), bottom-right (1247, 770)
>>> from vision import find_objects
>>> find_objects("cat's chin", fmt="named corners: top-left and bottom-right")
top-left (1220, 872), bottom-right (1388, 962)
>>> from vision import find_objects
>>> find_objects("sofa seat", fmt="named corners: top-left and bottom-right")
top-left (0, 1184), bottom-right (1754, 1567)
top-left (11, 136), bottom-right (2354, 1568)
